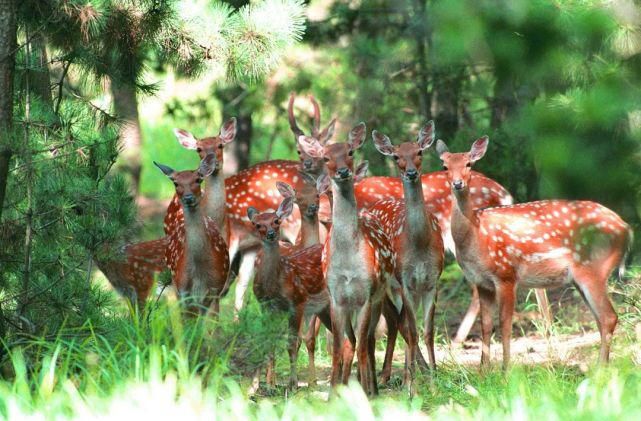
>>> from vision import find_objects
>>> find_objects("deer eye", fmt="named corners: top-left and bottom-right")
top-left (323, 157), bottom-right (330, 162)
top-left (393, 155), bottom-right (399, 161)
top-left (417, 150), bottom-right (422, 156)
top-left (348, 150), bottom-right (353, 156)
top-left (218, 144), bottom-right (223, 149)
top-left (297, 150), bottom-right (301, 155)
top-left (466, 162), bottom-right (471, 168)
top-left (274, 218), bottom-right (280, 225)
top-left (443, 165), bottom-right (448, 171)
top-left (196, 148), bottom-right (202, 153)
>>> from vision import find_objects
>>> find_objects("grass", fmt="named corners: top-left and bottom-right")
top-left (0, 278), bottom-right (639, 420)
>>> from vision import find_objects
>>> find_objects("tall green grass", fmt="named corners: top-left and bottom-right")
top-left (0, 292), bottom-right (639, 419)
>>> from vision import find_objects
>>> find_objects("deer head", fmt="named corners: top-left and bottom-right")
top-left (276, 173), bottom-right (321, 220)
top-left (373, 121), bottom-right (435, 182)
top-left (437, 136), bottom-right (489, 193)
top-left (154, 155), bottom-right (216, 209)
top-left (298, 122), bottom-right (367, 183)
top-left (247, 197), bottom-right (295, 243)
top-left (172, 118), bottom-right (237, 170)
top-left (288, 92), bottom-right (336, 174)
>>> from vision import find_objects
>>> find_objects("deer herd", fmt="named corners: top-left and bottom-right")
top-left (100, 93), bottom-right (632, 396)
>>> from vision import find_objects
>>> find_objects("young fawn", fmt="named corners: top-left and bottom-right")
top-left (439, 136), bottom-right (632, 366)
top-left (370, 122), bottom-right (445, 381)
top-left (247, 193), bottom-right (331, 390)
top-left (299, 123), bottom-right (419, 395)
top-left (155, 155), bottom-right (230, 315)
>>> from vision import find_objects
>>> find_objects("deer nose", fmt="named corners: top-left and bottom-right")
top-left (406, 168), bottom-right (418, 180)
top-left (303, 159), bottom-right (313, 169)
top-left (307, 204), bottom-right (319, 215)
top-left (265, 229), bottom-right (276, 240)
top-left (337, 167), bottom-right (351, 179)
top-left (453, 180), bottom-right (465, 190)
top-left (182, 193), bottom-right (196, 205)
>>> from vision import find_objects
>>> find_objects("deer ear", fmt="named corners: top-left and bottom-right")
top-left (173, 129), bottom-right (198, 150)
top-left (197, 155), bottom-right (216, 178)
top-left (276, 181), bottom-right (295, 198)
top-left (348, 122), bottom-right (367, 150)
top-left (276, 197), bottom-right (294, 219)
top-left (154, 161), bottom-right (175, 177)
top-left (355, 161), bottom-right (369, 182)
top-left (219, 117), bottom-right (237, 145)
top-left (316, 173), bottom-right (331, 195)
top-left (247, 207), bottom-right (259, 223)
top-left (298, 135), bottom-right (325, 159)
top-left (318, 118), bottom-right (336, 145)
top-left (417, 121), bottom-right (435, 150)
top-left (372, 130), bottom-right (394, 156)
top-left (435, 140), bottom-right (449, 158)
top-left (470, 136), bottom-right (489, 162)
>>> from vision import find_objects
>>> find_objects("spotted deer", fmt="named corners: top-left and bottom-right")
top-left (438, 136), bottom-right (632, 366)
top-left (355, 153), bottom-right (551, 343)
top-left (247, 194), bottom-right (331, 391)
top-left (299, 123), bottom-right (419, 395)
top-left (155, 156), bottom-right (229, 315)
top-left (370, 122), bottom-right (445, 382)
top-left (164, 94), bottom-right (335, 316)
top-left (95, 237), bottom-right (169, 309)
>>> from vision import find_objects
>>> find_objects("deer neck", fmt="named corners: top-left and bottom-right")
top-left (203, 170), bottom-right (227, 237)
top-left (330, 180), bottom-right (359, 249)
top-left (450, 188), bottom-right (478, 254)
top-left (183, 205), bottom-right (210, 263)
top-left (256, 240), bottom-right (283, 297)
top-left (402, 177), bottom-right (431, 248)
top-left (299, 213), bottom-right (320, 248)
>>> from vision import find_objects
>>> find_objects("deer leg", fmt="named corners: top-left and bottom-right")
top-left (453, 283), bottom-right (480, 344)
top-left (572, 270), bottom-right (617, 364)
top-left (330, 306), bottom-right (345, 388)
top-left (356, 302), bottom-right (373, 395)
top-left (477, 286), bottom-right (495, 367)
top-left (423, 287), bottom-right (437, 370)
top-left (287, 305), bottom-right (304, 390)
top-left (497, 283), bottom-right (516, 370)
top-left (398, 291), bottom-right (420, 391)
top-left (234, 249), bottom-right (257, 318)
top-left (534, 288), bottom-right (552, 336)
top-left (304, 315), bottom-right (321, 385)
top-left (380, 298), bottom-right (399, 384)
top-left (341, 319), bottom-right (356, 385)
top-left (265, 353), bottom-right (276, 387)
top-left (368, 301), bottom-right (383, 395)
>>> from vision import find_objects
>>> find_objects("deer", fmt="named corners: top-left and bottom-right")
top-left (155, 155), bottom-right (230, 315)
top-left (164, 94), bottom-right (335, 316)
top-left (355, 147), bottom-right (552, 344)
top-left (299, 122), bottom-right (420, 396)
top-left (437, 135), bottom-right (632, 367)
top-left (94, 237), bottom-right (169, 310)
top-left (246, 192), bottom-right (331, 391)
top-left (370, 122), bottom-right (445, 383)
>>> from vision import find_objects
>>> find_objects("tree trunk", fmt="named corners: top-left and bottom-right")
top-left (0, 0), bottom-right (16, 224)
top-left (432, 67), bottom-right (464, 141)
top-left (30, 32), bottom-right (52, 108)
top-left (490, 73), bottom-right (518, 130)
top-left (223, 113), bottom-right (252, 175)
top-left (111, 81), bottom-right (143, 196)
top-left (412, 0), bottom-right (431, 121)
